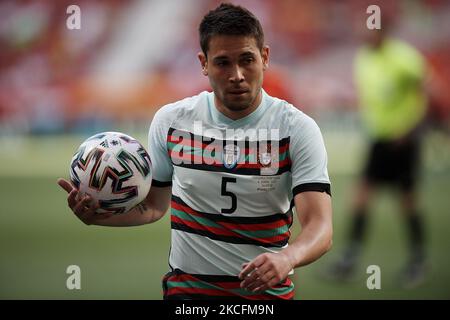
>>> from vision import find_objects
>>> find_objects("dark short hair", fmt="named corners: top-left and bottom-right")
top-left (199, 3), bottom-right (264, 56)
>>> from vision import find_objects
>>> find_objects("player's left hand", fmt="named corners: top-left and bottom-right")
top-left (238, 252), bottom-right (293, 293)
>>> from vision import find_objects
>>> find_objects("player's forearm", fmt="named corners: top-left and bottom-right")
top-left (93, 203), bottom-right (166, 227)
top-left (281, 216), bottom-right (333, 269)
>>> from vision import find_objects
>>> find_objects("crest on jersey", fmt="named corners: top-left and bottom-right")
top-left (258, 144), bottom-right (273, 167)
top-left (223, 144), bottom-right (240, 169)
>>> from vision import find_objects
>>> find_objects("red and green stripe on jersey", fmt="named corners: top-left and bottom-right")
top-left (167, 127), bottom-right (291, 175)
top-left (171, 195), bottom-right (293, 248)
top-left (163, 268), bottom-right (295, 300)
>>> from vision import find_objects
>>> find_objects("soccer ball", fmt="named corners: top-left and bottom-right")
top-left (69, 132), bottom-right (152, 214)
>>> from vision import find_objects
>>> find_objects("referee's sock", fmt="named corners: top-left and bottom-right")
top-left (343, 209), bottom-right (369, 262)
top-left (349, 209), bottom-right (369, 246)
top-left (405, 212), bottom-right (426, 263)
top-left (398, 211), bottom-right (427, 288)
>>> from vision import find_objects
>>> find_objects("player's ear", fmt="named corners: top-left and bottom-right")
top-left (198, 52), bottom-right (208, 76)
top-left (261, 45), bottom-right (270, 71)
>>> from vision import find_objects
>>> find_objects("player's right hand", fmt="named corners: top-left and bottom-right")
top-left (57, 178), bottom-right (114, 225)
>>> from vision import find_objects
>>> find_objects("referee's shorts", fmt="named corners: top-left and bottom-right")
top-left (364, 135), bottom-right (421, 192)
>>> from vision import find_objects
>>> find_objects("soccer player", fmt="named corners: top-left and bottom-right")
top-left (58, 3), bottom-right (332, 299)
top-left (327, 25), bottom-right (427, 288)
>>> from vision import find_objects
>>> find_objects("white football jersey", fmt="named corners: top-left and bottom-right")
top-left (148, 90), bottom-right (330, 277)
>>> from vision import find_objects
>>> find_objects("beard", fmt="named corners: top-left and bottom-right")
top-left (220, 89), bottom-right (260, 112)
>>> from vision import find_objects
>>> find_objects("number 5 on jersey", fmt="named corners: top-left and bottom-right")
top-left (221, 177), bottom-right (237, 214)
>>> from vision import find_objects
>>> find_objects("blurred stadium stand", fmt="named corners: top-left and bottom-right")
top-left (0, 0), bottom-right (449, 135)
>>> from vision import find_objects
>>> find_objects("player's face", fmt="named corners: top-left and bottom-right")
top-left (198, 35), bottom-right (269, 119)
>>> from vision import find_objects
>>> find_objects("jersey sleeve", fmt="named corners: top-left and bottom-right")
top-left (148, 107), bottom-right (174, 187)
top-left (289, 114), bottom-right (331, 196)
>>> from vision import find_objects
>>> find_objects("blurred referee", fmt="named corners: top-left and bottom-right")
top-left (329, 24), bottom-right (428, 288)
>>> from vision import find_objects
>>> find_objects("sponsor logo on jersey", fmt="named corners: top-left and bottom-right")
top-left (223, 144), bottom-right (240, 169)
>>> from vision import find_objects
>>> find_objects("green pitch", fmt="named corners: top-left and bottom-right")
top-left (0, 132), bottom-right (449, 299)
